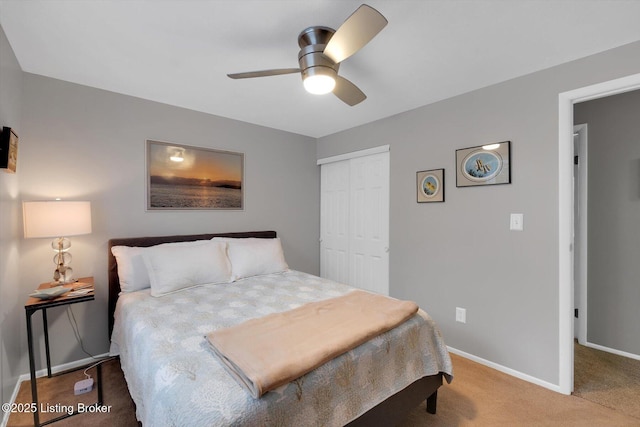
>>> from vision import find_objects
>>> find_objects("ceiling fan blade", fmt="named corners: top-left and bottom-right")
top-left (333, 76), bottom-right (366, 106)
top-left (323, 4), bottom-right (388, 64)
top-left (227, 68), bottom-right (300, 79)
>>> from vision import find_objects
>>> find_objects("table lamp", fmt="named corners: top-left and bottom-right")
top-left (23, 200), bottom-right (92, 286)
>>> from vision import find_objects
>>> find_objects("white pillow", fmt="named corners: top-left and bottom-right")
top-left (212, 237), bottom-right (289, 280)
top-left (111, 240), bottom-right (211, 293)
top-left (111, 246), bottom-right (151, 293)
top-left (143, 240), bottom-right (232, 297)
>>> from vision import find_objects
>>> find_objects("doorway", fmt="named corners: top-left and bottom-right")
top-left (570, 90), bottom-right (640, 419)
top-left (573, 91), bottom-right (640, 359)
top-left (558, 72), bottom-right (640, 395)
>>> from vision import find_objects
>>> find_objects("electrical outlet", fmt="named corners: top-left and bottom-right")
top-left (456, 307), bottom-right (466, 323)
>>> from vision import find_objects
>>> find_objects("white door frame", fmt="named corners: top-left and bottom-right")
top-left (573, 123), bottom-right (588, 346)
top-left (558, 73), bottom-right (640, 395)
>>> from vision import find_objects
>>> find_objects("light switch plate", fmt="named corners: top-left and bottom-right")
top-left (510, 213), bottom-right (524, 231)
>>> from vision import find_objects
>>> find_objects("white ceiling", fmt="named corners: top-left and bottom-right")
top-left (1, 0), bottom-right (640, 138)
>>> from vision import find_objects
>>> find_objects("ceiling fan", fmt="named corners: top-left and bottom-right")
top-left (227, 4), bottom-right (388, 106)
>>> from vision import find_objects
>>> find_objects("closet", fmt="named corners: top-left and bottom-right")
top-left (318, 146), bottom-right (389, 295)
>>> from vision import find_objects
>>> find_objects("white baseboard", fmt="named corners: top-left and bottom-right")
top-left (1, 378), bottom-right (22, 427)
top-left (447, 346), bottom-right (562, 394)
top-left (1, 353), bottom-right (110, 427)
top-left (583, 341), bottom-right (640, 361)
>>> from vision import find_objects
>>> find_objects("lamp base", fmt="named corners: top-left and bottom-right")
top-left (51, 265), bottom-right (74, 286)
top-left (52, 238), bottom-right (74, 285)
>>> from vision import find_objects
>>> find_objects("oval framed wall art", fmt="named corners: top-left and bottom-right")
top-left (417, 168), bottom-right (445, 203)
top-left (455, 141), bottom-right (511, 187)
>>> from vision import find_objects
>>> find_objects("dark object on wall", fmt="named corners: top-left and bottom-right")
top-left (0, 126), bottom-right (18, 173)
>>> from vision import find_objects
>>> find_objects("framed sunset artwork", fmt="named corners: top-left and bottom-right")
top-left (146, 140), bottom-right (244, 210)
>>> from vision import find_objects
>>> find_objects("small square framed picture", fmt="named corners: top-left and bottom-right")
top-left (417, 168), bottom-right (445, 203)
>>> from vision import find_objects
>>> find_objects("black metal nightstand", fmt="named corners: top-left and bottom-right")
top-left (24, 277), bottom-right (103, 426)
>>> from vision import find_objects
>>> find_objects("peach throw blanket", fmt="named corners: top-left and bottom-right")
top-left (206, 290), bottom-right (419, 398)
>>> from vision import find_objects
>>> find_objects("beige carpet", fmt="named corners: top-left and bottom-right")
top-left (9, 353), bottom-right (640, 426)
top-left (573, 341), bottom-right (640, 420)
top-left (399, 353), bottom-right (640, 427)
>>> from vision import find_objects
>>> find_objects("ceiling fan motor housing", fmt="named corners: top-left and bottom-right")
top-left (298, 26), bottom-right (334, 48)
top-left (298, 26), bottom-right (339, 82)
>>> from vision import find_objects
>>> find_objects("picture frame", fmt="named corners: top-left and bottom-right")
top-left (417, 168), bottom-right (445, 203)
top-left (146, 140), bottom-right (244, 210)
top-left (0, 126), bottom-right (18, 173)
top-left (456, 141), bottom-right (511, 187)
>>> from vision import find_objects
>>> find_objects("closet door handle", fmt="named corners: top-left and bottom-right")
top-left (384, 246), bottom-right (389, 253)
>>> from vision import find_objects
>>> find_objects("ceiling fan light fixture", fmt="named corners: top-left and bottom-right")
top-left (303, 67), bottom-right (336, 95)
top-left (304, 74), bottom-right (336, 95)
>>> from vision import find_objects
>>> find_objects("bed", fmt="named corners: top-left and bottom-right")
top-left (108, 231), bottom-right (452, 426)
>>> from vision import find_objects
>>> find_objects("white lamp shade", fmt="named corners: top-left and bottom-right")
top-left (23, 201), bottom-right (92, 238)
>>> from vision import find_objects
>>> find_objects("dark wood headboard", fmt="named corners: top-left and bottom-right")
top-left (107, 230), bottom-right (277, 336)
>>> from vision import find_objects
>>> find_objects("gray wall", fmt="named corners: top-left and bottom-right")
top-left (0, 23), bottom-right (23, 406)
top-left (317, 41), bottom-right (640, 385)
top-left (574, 90), bottom-right (640, 356)
top-left (15, 74), bottom-right (319, 373)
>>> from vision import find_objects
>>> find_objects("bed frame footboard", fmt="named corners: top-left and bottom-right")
top-left (346, 373), bottom-right (443, 426)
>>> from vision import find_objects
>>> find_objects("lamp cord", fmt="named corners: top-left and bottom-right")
top-left (67, 306), bottom-right (117, 379)
top-left (82, 356), bottom-right (117, 379)
top-left (66, 305), bottom-right (99, 360)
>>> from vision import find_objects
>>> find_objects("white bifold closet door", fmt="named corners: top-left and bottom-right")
top-left (320, 149), bottom-right (389, 295)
